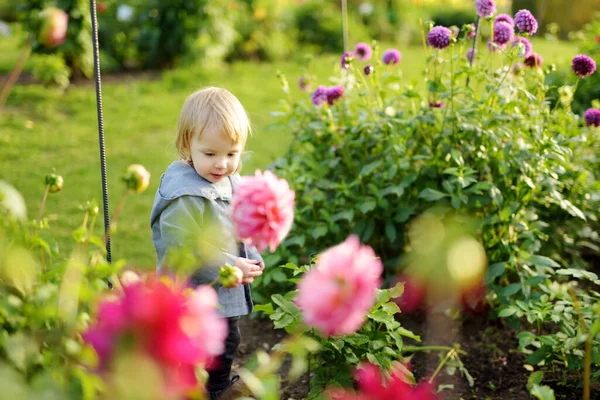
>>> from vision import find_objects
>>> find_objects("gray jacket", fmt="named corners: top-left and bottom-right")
top-left (150, 161), bottom-right (263, 318)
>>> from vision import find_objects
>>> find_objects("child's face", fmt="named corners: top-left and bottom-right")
top-left (189, 128), bottom-right (242, 183)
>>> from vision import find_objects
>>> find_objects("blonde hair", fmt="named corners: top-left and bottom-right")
top-left (176, 87), bottom-right (251, 161)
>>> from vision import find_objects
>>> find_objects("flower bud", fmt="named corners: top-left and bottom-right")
top-left (45, 173), bottom-right (64, 193)
top-left (219, 265), bottom-right (243, 288)
top-left (39, 7), bottom-right (68, 48)
top-left (122, 164), bottom-right (151, 194)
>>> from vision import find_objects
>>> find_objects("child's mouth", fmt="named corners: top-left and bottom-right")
top-left (212, 173), bottom-right (224, 180)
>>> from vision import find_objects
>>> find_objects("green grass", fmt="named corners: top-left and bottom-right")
top-left (0, 32), bottom-right (579, 269)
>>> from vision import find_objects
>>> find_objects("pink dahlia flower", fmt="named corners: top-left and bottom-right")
top-left (231, 170), bottom-right (295, 252)
top-left (83, 280), bottom-right (227, 397)
top-left (39, 7), bottom-right (68, 48)
top-left (296, 235), bottom-right (382, 336)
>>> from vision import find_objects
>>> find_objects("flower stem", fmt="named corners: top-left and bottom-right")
top-left (429, 348), bottom-right (457, 383)
top-left (466, 16), bottom-right (481, 88)
top-left (0, 34), bottom-right (33, 112)
top-left (36, 185), bottom-right (50, 224)
top-left (569, 287), bottom-right (590, 400)
top-left (104, 190), bottom-right (128, 245)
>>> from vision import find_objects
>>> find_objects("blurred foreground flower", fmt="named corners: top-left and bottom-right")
top-left (123, 164), bottom-right (151, 194)
top-left (493, 21), bottom-right (514, 46)
top-left (583, 108), bottom-right (600, 127)
top-left (83, 280), bottom-right (227, 398)
top-left (296, 235), bottom-right (382, 336)
top-left (219, 265), bottom-right (243, 288)
top-left (39, 7), bottom-right (68, 48)
top-left (231, 170), bottom-right (295, 252)
top-left (326, 362), bottom-right (438, 400)
top-left (524, 53), bottom-right (543, 68)
top-left (354, 42), bottom-right (372, 61)
top-left (382, 49), bottom-right (401, 65)
top-left (0, 180), bottom-right (27, 220)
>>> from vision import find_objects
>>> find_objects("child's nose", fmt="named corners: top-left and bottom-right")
top-left (215, 158), bottom-right (227, 168)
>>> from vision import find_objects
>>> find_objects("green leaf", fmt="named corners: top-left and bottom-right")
top-left (385, 221), bottom-right (397, 242)
top-left (527, 255), bottom-right (560, 269)
top-left (312, 225), bottom-right (328, 239)
top-left (359, 199), bottom-right (377, 214)
top-left (501, 283), bottom-right (521, 297)
top-left (527, 345), bottom-right (552, 365)
top-left (253, 303), bottom-right (274, 315)
top-left (360, 160), bottom-right (381, 176)
top-left (527, 371), bottom-right (544, 390)
top-left (419, 188), bottom-right (448, 202)
top-left (332, 209), bottom-right (354, 222)
top-left (382, 302), bottom-right (400, 315)
top-left (486, 262), bottom-right (506, 283)
top-left (271, 294), bottom-right (299, 316)
top-left (498, 307), bottom-right (518, 317)
top-left (530, 384), bottom-right (555, 400)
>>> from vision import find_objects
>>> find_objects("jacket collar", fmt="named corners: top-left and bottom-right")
top-left (158, 161), bottom-right (240, 201)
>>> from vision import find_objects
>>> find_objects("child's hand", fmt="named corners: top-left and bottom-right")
top-left (235, 257), bottom-right (263, 284)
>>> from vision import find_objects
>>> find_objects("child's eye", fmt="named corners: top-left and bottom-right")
top-left (227, 153), bottom-right (236, 157)
top-left (204, 153), bottom-right (215, 157)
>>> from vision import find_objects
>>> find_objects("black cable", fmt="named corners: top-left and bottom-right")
top-left (89, 0), bottom-right (112, 266)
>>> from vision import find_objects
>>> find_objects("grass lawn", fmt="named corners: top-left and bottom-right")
top-left (0, 27), bottom-right (579, 269)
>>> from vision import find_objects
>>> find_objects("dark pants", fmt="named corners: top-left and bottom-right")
top-left (207, 316), bottom-right (241, 394)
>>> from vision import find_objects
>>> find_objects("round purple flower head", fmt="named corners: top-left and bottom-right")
top-left (475, 0), bottom-right (496, 18)
top-left (427, 26), bottom-right (452, 49)
top-left (429, 101), bottom-right (444, 108)
top-left (382, 49), bottom-right (402, 65)
top-left (583, 108), bottom-right (600, 127)
top-left (495, 13), bottom-right (514, 26)
top-left (487, 38), bottom-right (505, 53)
top-left (364, 64), bottom-right (374, 77)
top-left (465, 23), bottom-right (476, 39)
top-left (298, 75), bottom-right (311, 91)
top-left (340, 51), bottom-right (354, 70)
top-left (326, 85), bottom-right (344, 105)
top-left (311, 85), bottom-right (328, 107)
top-left (493, 21), bottom-right (514, 45)
top-left (467, 48), bottom-right (477, 63)
top-left (571, 54), bottom-right (597, 78)
top-left (524, 53), bottom-right (543, 68)
top-left (354, 42), bottom-right (372, 61)
top-left (511, 36), bottom-right (532, 57)
top-left (514, 10), bottom-right (538, 35)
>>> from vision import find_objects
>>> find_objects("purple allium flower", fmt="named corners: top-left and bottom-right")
top-left (298, 75), bottom-right (311, 91)
top-left (495, 13), bottom-right (514, 26)
top-left (311, 85), bottom-right (328, 107)
top-left (467, 48), bottom-right (477, 63)
top-left (487, 38), bottom-right (505, 53)
top-left (583, 108), bottom-right (600, 127)
top-left (354, 42), bottom-right (372, 61)
top-left (524, 53), bottom-right (543, 68)
top-left (364, 64), bottom-right (374, 77)
top-left (511, 36), bottom-right (532, 57)
top-left (427, 26), bottom-right (452, 49)
top-left (326, 85), bottom-right (344, 105)
top-left (475, 0), bottom-right (496, 18)
top-left (571, 54), bottom-right (597, 78)
top-left (493, 21), bottom-right (514, 46)
top-left (465, 23), bottom-right (476, 39)
top-left (429, 101), bottom-right (444, 108)
top-left (340, 51), bottom-right (354, 69)
top-left (382, 49), bottom-right (402, 65)
top-left (514, 10), bottom-right (538, 35)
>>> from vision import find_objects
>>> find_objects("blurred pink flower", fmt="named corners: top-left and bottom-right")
top-left (231, 170), bottom-right (295, 252)
top-left (326, 362), bottom-right (438, 400)
top-left (296, 235), bottom-right (382, 336)
top-left (83, 280), bottom-right (227, 397)
top-left (39, 7), bottom-right (68, 48)
top-left (393, 274), bottom-right (427, 313)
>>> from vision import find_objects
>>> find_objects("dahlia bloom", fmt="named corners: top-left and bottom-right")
top-left (382, 48), bottom-right (402, 65)
top-left (475, 0), bottom-right (496, 18)
top-left (296, 235), bottom-right (382, 336)
top-left (231, 170), bottom-right (295, 252)
top-left (311, 85), bottom-right (328, 107)
top-left (583, 108), bottom-right (600, 127)
top-left (511, 36), bottom-right (532, 57)
top-left (326, 362), bottom-right (438, 400)
top-left (514, 9), bottom-right (538, 35)
top-left (326, 85), bottom-right (344, 105)
top-left (495, 13), bottom-right (514, 26)
top-left (340, 51), bottom-right (354, 69)
top-left (83, 281), bottom-right (227, 397)
top-left (39, 7), bottom-right (68, 48)
top-left (427, 26), bottom-right (452, 49)
top-left (571, 54), bottom-right (597, 78)
top-left (493, 21), bottom-right (514, 45)
top-left (354, 42), bottom-right (372, 60)
top-left (524, 52), bottom-right (543, 68)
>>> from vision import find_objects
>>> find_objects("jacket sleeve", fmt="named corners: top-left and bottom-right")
top-left (244, 243), bottom-right (263, 264)
top-left (158, 196), bottom-right (238, 288)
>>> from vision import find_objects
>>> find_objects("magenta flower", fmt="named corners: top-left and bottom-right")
top-left (326, 85), bottom-right (344, 105)
top-left (465, 23), bottom-right (476, 39)
top-left (340, 51), bottom-right (354, 69)
top-left (354, 42), bottom-right (372, 60)
top-left (514, 9), bottom-right (538, 35)
top-left (571, 54), bottom-right (597, 78)
top-left (493, 21), bottom-right (514, 45)
top-left (429, 101), bottom-right (444, 108)
top-left (39, 7), bottom-right (68, 48)
top-left (83, 280), bottom-right (227, 397)
top-left (511, 36), bottom-right (532, 57)
top-left (583, 108), bottom-right (600, 127)
top-left (427, 26), bottom-right (452, 49)
top-left (298, 75), bottom-right (311, 91)
top-left (364, 64), bottom-right (374, 76)
top-left (326, 362), bottom-right (438, 400)
top-left (296, 235), bottom-right (382, 336)
top-left (524, 52), bottom-right (543, 68)
top-left (382, 48), bottom-right (402, 65)
top-left (495, 13), bottom-right (514, 26)
top-left (475, 0), bottom-right (496, 18)
top-left (231, 170), bottom-right (295, 252)
top-left (311, 85), bottom-right (328, 107)
top-left (467, 48), bottom-right (478, 63)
